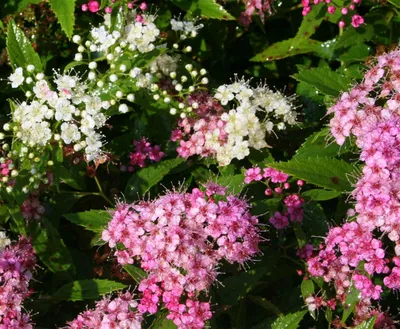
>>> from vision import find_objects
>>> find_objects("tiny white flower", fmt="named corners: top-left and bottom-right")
top-left (9, 67), bottom-right (24, 88)
top-left (119, 104), bottom-right (129, 113)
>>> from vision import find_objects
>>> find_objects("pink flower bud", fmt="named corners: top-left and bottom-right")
top-left (327, 6), bottom-right (336, 14)
top-left (351, 14), bottom-right (364, 28)
top-left (139, 2), bottom-right (148, 10)
top-left (297, 180), bottom-right (304, 186)
top-left (88, 0), bottom-right (100, 13)
top-left (274, 187), bottom-right (282, 194)
top-left (265, 188), bottom-right (273, 196)
top-left (136, 14), bottom-right (144, 23)
top-left (341, 7), bottom-right (348, 15)
top-left (127, 2), bottom-right (134, 9)
top-left (349, 4), bottom-right (355, 10)
top-left (302, 6), bottom-right (311, 16)
top-left (338, 20), bottom-right (346, 28)
top-left (81, 3), bottom-right (88, 11)
top-left (105, 6), bottom-right (112, 13)
top-left (284, 183), bottom-right (290, 189)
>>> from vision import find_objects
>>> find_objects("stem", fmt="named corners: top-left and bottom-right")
top-left (94, 176), bottom-right (114, 206)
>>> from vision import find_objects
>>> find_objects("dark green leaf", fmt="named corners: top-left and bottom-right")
top-left (52, 279), bottom-right (127, 301)
top-left (292, 67), bottom-right (352, 97)
top-left (7, 20), bottom-right (42, 71)
top-left (271, 311), bottom-right (307, 329)
top-left (171, 0), bottom-right (234, 20)
top-left (354, 316), bottom-right (377, 329)
top-left (269, 157), bottom-right (354, 191)
top-left (124, 158), bottom-right (184, 200)
top-left (64, 210), bottom-right (111, 232)
top-left (48, 0), bottom-right (76, 39)
top-left (248, 296), bottom-right (282, 315)
top-left (151, 313), bottom-right (178, 329)
top-left (342, 286), bottom-right (360, 322)
top-left (123, 264), bottom-right (146, 283)
top-left (301, 279), bottom-right (314, 299)
top-left (302, 189), bottom-right (342, 201)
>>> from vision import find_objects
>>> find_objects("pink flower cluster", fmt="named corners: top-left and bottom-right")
top-left (0, 237), bottom-right (36, 329)
top-left (67, 292), bottom-right (142, 329)
top-left (306, 49), bottom-right (400, 324)
top-left (127, 138), bottom-right (164, 171)
top-left (21, 192), bottom-right (45, 220)
top-left (301, 1), bottom-right (364, 28)
top-left (173, 92), bottom-right (228, 159)
top-left (82, 0), bottom-right (148, 13)
top-left (0, 159), bottom-right (12, 178)
top-left (102, 183), bottom-right (260, 329)
top-left (239, 0), bottom-right (274, 26)
top-left (244, 166), bottom-right (304, 229)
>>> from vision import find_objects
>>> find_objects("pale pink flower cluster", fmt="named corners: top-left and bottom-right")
top-left (102, 184), bottom-right (260, 329)
top-left (173, 92), bottom-right (228, 160)
top-left (244, 166), bottom-right (304, 229)
top-left (128, 138), bottom-right (164, 171)
top-left (21, 192), bottom-right (45, 220)
top-left (302, 0), bottom-right (364, 28)
top-left (67, 292), bottom-right (143, 329)
top-left (239, 0), bottom-right (274, 26)
top-left (0, 237), bottom-right (36, 329)
top-left (0, 159), bottom-right (12, 178)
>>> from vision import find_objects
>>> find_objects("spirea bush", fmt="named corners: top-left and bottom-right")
top-left (0, 0), bottom-right (400, 328)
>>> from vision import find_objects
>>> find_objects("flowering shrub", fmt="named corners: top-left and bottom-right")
top-left (1, 0), bottom-right (400, 328)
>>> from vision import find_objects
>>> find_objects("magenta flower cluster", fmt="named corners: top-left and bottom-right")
top-left (102, 183), bottom-right (260, 329)
top-left (307, 49), bottom-right (400, 323)
top-left (127, 138), bottom-right (164, 171)
top-left (301, 1), bottom-right (364, 28)
top-left (244, 166), bottom-right (305, 229)
top-left (21, 192), bottom-right (45, 221)
top-left (67, 292), bottom-right (142, 329)
top-left (0, 237), bottom-right (36, 329)
top-left (239, 0), bottom-right (275, 26)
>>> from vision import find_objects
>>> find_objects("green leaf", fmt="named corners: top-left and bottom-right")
top-left (251, 38), bottom-right (320, 62)
top-left (6, 20), bottom-right (42, 71)
top-left (294, 128), bottom-right (347, 158)
top-left (271, 311), bottom-right (307, 329)
top-left (269, 156), bottom-right (354, 191)
top-left (171, 0), bottom-right (234, 20)
top-left (28, 218), bottom-right (76, 276)
top-left (64, 210), bottom-right (111, 232)
top-left (52, 165), bottom-right (86, 191)
top-left (52, 279), bottom-right (127, 301)
top-left (151, 313), bottom-right (178, 329)
top-left (338, 43), bottom-right (370, 64)
top-left (124, 158), bottom-right (184, 200)
top-left (292, 67), bottom-right (352, 97)
top-left (216, 174), bottom-right (244, 194)
top-left (342, 286), bottom-right (360, 322)
top-left (335, 25), bottom-right (374, 49)
top-left (123, 264), bottom-right (146, 283)
top-left (293, 223), bottom-right (307, 248)
top-left (354, 316), bottom-right (377, 329)
top-left (17, 0), bottom-right (41, 11)
top-left (48, 0), bottom-right (76, 39)
top-left (302, 189), bottom-right (342, 201)
top-left (301, 279), bottom-right (314, 299)
top-left (248, 296), bottom-right (282, 315)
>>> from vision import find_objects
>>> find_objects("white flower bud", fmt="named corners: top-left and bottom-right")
top-left (191, 70), bottom-right (198, 78)
top-left (185, 64), bottom-right (193, 71)
top-left (200, 68), bottom-right (207, 75)
top-left (180, 113), bottom-right (187, 119)
top-left (164, 97), bottom-right (171, 103)
top-left (90, 44), bottom-right (97, 52)
top-left (72, 35), bottom-right (81, 44)
top-left (127, 94), bottom-right (135, 102)
top-left (173, 43), bottom-right (179, 49)
top-left (77, 45), bottom-right (85, 53)
top-left (11, 170), bottom-right (18, 177)
top-left (25, 91), bottom-right (32, 97)
top-left (97, 80), bottom-right (104, 87)
top-left (188, 86), bottom-right (195, 92)
top-left (73, 144), bottom-right (82, 152)
top-left (192, 102), bottom-right (199, 109)
top-left (3, 124), bottom-right (10, 131)
top-left (201, 77), bottom-right (209, 84)
top-left (170, 108), bottom-right (177, 115)
top-left (54, 134), bottom-right (60, 141)
top-left (85, 41), bottom-right (91, 47)
top-left (0, 133), bottom-right (4, 139)
top-left (120, 64), bottom-right (127, 72)
top-left (106, 53), bottom-right (114, 61)
top-left (27, 64), bottom-right (35, 72)
top-left (120, 41), bottom-right (127, 48)
top-left (88, 61), bottom-right (97, 69)
top-left (109, 74), bottom-right (118, 82)
top-left (88, 71), bottom-right (96, 80)
top-left (115, 46), bottom-right (122, 54)
top-left (153, 94), bottom-right (160, 100)
top-left (26, 77), bottom-right (33, 84)
top-left (5, 186), bottom-right (12, 193)
top-left (181, 76), bottom-right (188, 83)
top-left (110, 99), bottom-right (116, 105)
top-left (116, 91), bottom-right (123, 98)
top-left (170, 72), bottom-right (177, 79)
top-left (178, 103), bottom-right (185, 109)
top-left (184, 46), bottom-right (192, 53)
top-left (175, 84), bottom-right (183, 92)
top-left (47, 160), bottom-right (54, 166)
top-left (119, 104), bottom-right (129, 113)
top-left (75, 53), bottom-right (83, 61)
top-left (22, 186), bottom-right (29, 194)
top-left (36, 73), bottom-right (44, 80)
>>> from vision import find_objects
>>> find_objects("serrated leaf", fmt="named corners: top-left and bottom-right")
top-left (342, 286), bottom-right (360, 322)
top-left (124, 158), bottom-right (184, 200)
top-left (52, 279), bottom-right (127, 301)
top-left (301, 279), bottom-right (314, 299)
top-left (48, 0), bottom-right (76, 39)
top-left (271, 311), bottom-right (307, 329)
top-left (251, 39), bottom-right (320, 62)
top-left (302, 189), bottom-right (342, 201)
top-left (269, 157), bottom-right (354, 191)
top-left (354, 316), bottom-right (376, 329)
top-left (335, 25), bottom-right (374, 49)
top-left (338, 43), bottom-right (370, 63)
top-left (123, 264), bottom-right (146, 283)
top-left (64, 210), bottom-right (111, 232)
top-left (292, 67), bottom-right (352, 97)
top-left (28, 218), bottom-right (76, 276)
top-left (6, 20), bottom-right (42, 71)
top-left (18, 0), bottom-right (41, 11)
top-left (171, 0), bottom-right (234, 20)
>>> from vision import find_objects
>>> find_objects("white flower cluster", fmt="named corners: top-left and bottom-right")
top-left (0, 231), bottom-right (10, 251)
top-left (124, 15), bottom-right (160, 53)
top-left (171, 18), bottom-right (204, 37)
top-left (149, 53), bottom-right (179, 77)
top-left (8, 67), bottom-right (108, 162)
top-left (213, 79), bottom-right (297, 165)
